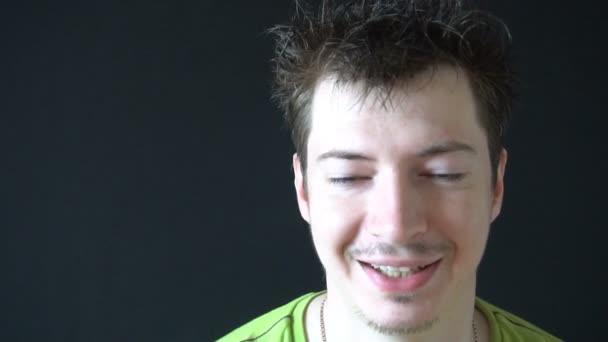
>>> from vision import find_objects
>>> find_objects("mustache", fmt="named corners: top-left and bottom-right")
top-left (347, 242), bottom-right (451, 257)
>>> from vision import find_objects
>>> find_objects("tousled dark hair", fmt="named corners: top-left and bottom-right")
top-left (269, 0), bottom-right (516, 181)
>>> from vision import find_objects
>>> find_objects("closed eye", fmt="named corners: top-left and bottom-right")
top-left (425, 173), bottom-right (466, 182)
top-left (328, 176), bottom-right (370, 185)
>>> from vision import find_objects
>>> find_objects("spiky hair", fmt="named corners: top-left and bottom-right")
top-left (269, 0), bottom-right (516, 177)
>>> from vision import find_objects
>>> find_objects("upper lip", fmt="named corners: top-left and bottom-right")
top-left (357, 257), bottom-right (442, 268)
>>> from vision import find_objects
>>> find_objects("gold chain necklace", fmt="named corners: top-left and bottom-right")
top-left (319, 296), bottom-right (478, 342)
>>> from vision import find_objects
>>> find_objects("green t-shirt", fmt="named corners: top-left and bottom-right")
top-left (217, 293), bottom-right (562, 342)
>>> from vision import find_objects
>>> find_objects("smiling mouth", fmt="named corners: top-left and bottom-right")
top-left (360, 260), bottom-right (440, 278)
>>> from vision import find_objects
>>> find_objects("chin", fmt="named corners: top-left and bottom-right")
top-left (356, 305), bottom-right (439, 336)
top-left (354, 290), bottom-right (440, 335)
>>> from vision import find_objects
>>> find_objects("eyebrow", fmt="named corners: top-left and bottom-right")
top-left (316, 150), bottom-right (375, 163)
top-left (316, 141), bottom-right (477, 163)
top-left (416, 141), bottom-right (477, 158)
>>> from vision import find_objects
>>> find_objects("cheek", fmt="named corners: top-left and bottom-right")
top-left (308, 191), bottom-right (364, 262)
top-left (432, 192), bottom-right (491, 263)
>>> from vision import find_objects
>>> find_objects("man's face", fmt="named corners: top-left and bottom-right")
top-left (293, 66), bottom-right (506, 331)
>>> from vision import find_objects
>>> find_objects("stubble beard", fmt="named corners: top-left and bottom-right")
top-left (354, 293), bottom-right (439, 336)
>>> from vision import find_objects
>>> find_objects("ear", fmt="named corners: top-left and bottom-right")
top-left (491, 148), bottom-right (508, 222)
top-left (293, 153), bottom-right (311, 223)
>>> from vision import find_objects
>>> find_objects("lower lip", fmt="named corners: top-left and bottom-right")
top-left (360, 260), bottom-right (441, 293)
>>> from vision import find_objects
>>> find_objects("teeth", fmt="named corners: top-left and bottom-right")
top-left (370, 264), bottom-right (423, 278)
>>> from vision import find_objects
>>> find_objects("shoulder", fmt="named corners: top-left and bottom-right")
top-left (216, 292), bottom-right (321, 342)
top-left (475, 298), bottom-right (563, 342)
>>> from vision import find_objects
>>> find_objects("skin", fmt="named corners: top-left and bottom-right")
top-left (295, 66), bottom-right (506, 342)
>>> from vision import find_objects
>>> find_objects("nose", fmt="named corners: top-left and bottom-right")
top-left (365, 171), bottom-right (427, 241)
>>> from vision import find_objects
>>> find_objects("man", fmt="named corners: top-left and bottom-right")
top-left (219, 0), bottom-right (561, 341)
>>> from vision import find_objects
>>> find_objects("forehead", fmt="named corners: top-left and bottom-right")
top-left (307, 66), bottom-right (486, 155)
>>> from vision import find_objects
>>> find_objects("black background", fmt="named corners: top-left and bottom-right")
top-left (2, 1), bottom-right (605, 341)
